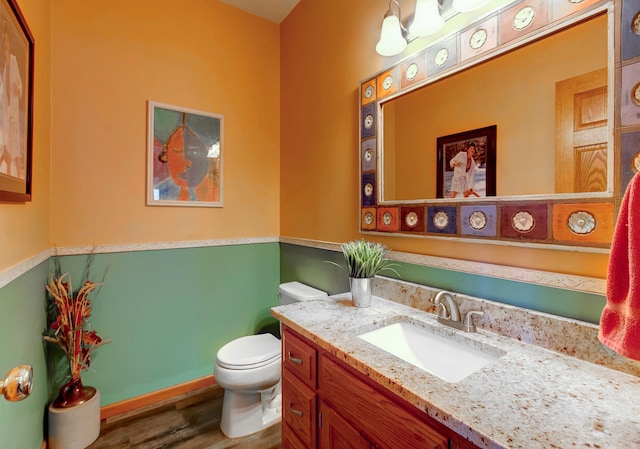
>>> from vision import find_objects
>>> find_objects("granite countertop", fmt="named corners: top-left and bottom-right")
top-left (271, 294), bottom-right (640, 449)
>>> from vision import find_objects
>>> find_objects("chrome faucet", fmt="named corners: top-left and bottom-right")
top-left (434, 291), bottom-right (461, 322)
top-left (433, 291), bottom-right (484, 333)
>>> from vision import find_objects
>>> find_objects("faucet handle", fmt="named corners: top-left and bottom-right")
top-left (463, 310), bottom-right (484, 333)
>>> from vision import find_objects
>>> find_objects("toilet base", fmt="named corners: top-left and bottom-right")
top-left (220, 383), bottom-right (282, 438)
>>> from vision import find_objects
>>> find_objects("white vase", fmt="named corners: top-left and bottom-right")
top-left (48, 387), bottom-right (101, 449)
top-left (350, 277), bottom-right (373, 307)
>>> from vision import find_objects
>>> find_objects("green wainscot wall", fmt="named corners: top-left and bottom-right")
top-left (279, 243), bottom-right (605, 324)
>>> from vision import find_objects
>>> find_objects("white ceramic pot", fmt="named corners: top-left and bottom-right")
top-left (48, 387), bottom-right (101, 449)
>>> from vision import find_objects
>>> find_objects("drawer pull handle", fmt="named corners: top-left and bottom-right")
top-left (288, 352), bottom-right (303, 365)
top-left (289, 405), bottom-right (303, 417)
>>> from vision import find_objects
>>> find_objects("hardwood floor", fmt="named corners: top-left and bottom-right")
top-left (88, 385), bottom-right (282, 449)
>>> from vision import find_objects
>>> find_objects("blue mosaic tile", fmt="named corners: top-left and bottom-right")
top-left (623, 0), bottom-right (640, 60)
top-left (361, 103), bottom-right (376, 139)
top-left (460, 205), bottom-right (497, 237)
top-left (362, 172), bottom-right (376, 206)
top-left (427, 206), bottom-right (457, 234)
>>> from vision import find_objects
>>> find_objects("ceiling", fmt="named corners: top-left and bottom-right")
top-left (219, 0), bottom-right (300, 24)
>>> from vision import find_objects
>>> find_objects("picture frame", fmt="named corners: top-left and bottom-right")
top-left (147, 101), bottom-right (223, 207)
top-left (0, 0), bottom-right (34, 202)
top-left (436, 125), bottom-right (496, 199)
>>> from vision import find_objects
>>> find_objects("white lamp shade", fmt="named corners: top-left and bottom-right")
top-left (376, 15), bottom-right (407, 56)
top-left (452, 0), bottom-right (489, 13)
top-left (409, 0), bottom-right (444, 37)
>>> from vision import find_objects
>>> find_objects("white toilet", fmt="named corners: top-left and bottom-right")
top-left (213, 281), bottom-right (328, 438)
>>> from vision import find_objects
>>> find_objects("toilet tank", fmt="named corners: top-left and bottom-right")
top-left (278, 281), bottom-right (327, 306)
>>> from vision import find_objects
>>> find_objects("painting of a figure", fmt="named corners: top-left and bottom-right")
top-left (436, 126), bottom-right (496, 199)
top-left (147, 102), bottom-right (223, 207)
top-left (0, 0), bottom-right (33, 202)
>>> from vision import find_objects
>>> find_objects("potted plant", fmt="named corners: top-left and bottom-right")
top-left (44, 255), bottom-right (110, 449)
top-left (332, 239), bottom-right (399, 307)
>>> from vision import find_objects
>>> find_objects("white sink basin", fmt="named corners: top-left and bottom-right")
top-left (358, 322), bottom-right (503, 383)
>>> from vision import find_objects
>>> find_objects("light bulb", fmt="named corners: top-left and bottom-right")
top-left (409, 0), bottom-right (444, 37)
top-left (376, 15), bottom-right (407, 56)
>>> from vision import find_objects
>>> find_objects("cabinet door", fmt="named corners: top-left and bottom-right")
top-left (319, 354), bottom-right (450, 449)
top-left (319, 401), bottom-right (371, 449)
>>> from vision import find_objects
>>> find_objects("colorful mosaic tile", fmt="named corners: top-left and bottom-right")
top-left (361, 103), bottom-right (376, 139)
top-left (460, 205), bottom-right (497, 237)
top-left (361, 173), bottom-right (376, 207)
top-left (400, 55), bottom-right (426, 89)
top-left (500, 204), bottom-right (548, 240)
top-left (400, 206), bottom-right (425, 232)
top-left (361, 138), bottom-right (376, 172)
top-left (622, 130), bottom-right (640, 193)
top-left (361, 207), bottom-right (377, 231)
top-left (361, 78), bottom-right (376, 106)
top-left (621, 62), bottom-right (640, 127)
top-left (425, 37), bottom-right (457, 76)
top-left (552, 203), bottom-right (614, 244)
top-left (427, 206), bottom-right (457, 234)
top-left (377, 207), bottom-right (399, 232)
top-left (376, 69), bottom-right (399, 99)
top-left (622, 0), bottom-right (640, 61)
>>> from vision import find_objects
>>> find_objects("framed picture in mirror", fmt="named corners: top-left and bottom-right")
top-left (436, 125), bottom-right (496, 199)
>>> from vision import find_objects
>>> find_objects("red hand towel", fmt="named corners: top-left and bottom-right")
top-left (598, 172), bottom-right (640, 360)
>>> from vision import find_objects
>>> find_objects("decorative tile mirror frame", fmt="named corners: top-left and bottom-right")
top-left (359, 0), bottom-right (640, 250)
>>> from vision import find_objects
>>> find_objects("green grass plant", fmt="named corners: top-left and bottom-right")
top-left (330, 239), bottom-right (400, 279)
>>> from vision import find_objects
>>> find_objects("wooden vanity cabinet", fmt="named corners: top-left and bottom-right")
top-left (282, 326), bottom-right (479, 449)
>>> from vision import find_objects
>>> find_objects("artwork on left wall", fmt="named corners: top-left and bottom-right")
top-left (147, 101), bottom-right (223, 207)
top-left (0, 0), bottom-right (33, 202)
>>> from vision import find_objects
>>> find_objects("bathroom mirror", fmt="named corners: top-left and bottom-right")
top-left (380, 12), bottom-right (609, 202)
top-left (359, 0), bottom-right (620, 248)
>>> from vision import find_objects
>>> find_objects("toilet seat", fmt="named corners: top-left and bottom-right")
top-left (216, 333), bottom-right (281, 370)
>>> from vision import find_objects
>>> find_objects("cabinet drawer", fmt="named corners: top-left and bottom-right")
top-left (319, 354), bottom-right (449, 449)
top-left (283, 329), bottom-right (317, 389)
top-left (283, 373), bottom-right (317, 448)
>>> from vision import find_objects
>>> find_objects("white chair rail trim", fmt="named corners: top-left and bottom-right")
top-left (0, 236), bottom-right (604, 295)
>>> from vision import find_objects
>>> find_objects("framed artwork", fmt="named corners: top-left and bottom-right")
top-left (0, 0), bottom-right (34, 202)
top-left (436, 125), bottom-right (496, 199)
top-left (147, 101), bottom-right (223, 207)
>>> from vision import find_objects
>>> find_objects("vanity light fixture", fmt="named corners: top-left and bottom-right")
top-left (376, 0), bottom-right (408, 56)
top-left (409, 0), bottom-right (445, 37)
top-left (376, 0), bottom-right (492, 56)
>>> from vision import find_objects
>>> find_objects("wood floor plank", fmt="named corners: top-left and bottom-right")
top-left (88, 385), bottom-right (281, 449)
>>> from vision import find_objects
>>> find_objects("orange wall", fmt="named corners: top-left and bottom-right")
top-left (2, 0), bottom-right (610, 279)
top-left (50, 0), bottom-right (280, 247)
top-left (280, 0), bottom-right (609, 278)
top-left (0, 0), bottom-right (50, 273)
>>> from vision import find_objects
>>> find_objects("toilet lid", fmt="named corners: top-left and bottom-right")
top-left (216, 333), bottom-right (281, 369)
